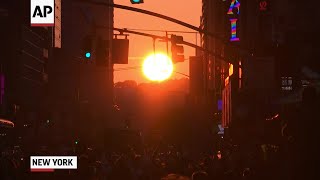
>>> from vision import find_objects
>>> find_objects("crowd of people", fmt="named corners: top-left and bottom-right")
top-left (0, 86), bottom-right (319, 180)
top-left (0, 136), bottom-right (309, 180)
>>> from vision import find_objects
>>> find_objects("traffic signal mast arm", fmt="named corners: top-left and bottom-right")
top-left (112, 27), bottom-right (233, 64)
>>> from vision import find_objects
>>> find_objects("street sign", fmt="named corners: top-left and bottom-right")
top-left (112, 39), bottom-right (129, 64)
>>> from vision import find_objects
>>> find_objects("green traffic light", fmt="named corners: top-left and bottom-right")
top-left (131, 0), bottom-right (143, 4)
top-left (85, 52), bottom-right (91, 58)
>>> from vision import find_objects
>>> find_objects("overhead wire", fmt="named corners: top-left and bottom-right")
top-left (114, 65), bottom-right (189, 77)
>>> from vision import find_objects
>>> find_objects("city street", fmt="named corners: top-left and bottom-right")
top-left (1, 0), bottom-right (320, 179)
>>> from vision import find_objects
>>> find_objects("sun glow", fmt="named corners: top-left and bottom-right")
top-left (142, 53), bottom-right (174, 82)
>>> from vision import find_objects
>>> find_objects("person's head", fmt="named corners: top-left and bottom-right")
top-left (242, 168), bottom-right (255, 179)
top-left (161, 173), bottom-right (190, 180)
top-left (192, 171), bottom-right (209, 180)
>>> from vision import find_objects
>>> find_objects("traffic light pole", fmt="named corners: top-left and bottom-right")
top-left (166, 31), bottom-right (169, 57)
top-left (75, 0), bottom-right (247, 59)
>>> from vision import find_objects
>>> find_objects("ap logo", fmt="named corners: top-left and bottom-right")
top-left (30, 0), bottom-right (55, 27)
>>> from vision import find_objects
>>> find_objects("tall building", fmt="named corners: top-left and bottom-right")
top-left (200, 0), bottom-right (278, 135)
top-left (200, 0), bottom-right (232, 113)
top-left (47, 0), bottom-right (114, 145)
top-left (0, 1), bottom-right (52, 129)
top-left (200, 0), bottom-right (319, 140)
top-left (0, 0), bottom-right (114, 146)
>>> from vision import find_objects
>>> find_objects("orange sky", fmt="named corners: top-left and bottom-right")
top-left (114, 0), bottom-right (202, 83)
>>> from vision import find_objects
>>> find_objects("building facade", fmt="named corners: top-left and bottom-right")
top-left (200, 0), bottom-right (236, 120)
top-left (47, 0), bottom-right (114, 145)
top-left (0, 1), bottom-right (52, 124)
top-left (200, 0), bottom-right (317, 140)
top-left (0, 0), bottom-right (114, 146)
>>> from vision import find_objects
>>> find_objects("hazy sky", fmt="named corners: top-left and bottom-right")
top-left (114, 0), bottom-right (202, 83)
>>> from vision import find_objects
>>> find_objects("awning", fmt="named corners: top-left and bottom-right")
top-left (0, 119), bottom-right (14, 128)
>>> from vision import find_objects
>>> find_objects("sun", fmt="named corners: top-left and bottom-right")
top-left (142, 53), bottom-right (174, 82)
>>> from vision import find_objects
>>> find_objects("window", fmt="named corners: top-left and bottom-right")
top-left (229, 63), bottom-right (233, 76)
top-left (281, 77), bottom-right (293, 91)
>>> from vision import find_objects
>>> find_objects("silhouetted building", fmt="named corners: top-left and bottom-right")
top-left (0, 1), bottom-right (52, 129)
top-left (200, 0), bottom-right (318, 140)
top-left (47, 0), bottom-right (114, 145)
top-left (189, 56), bottom-right (205, 105)
top-left (200, 0), bottom-right (231, 112)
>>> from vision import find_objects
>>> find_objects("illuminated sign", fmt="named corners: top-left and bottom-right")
top-left (259, 1), bottom-right (267, 11)
top-left (229, 19), bottom-right (240, 41)
top-left (227, 0), bottom-right (240, 15)
top-left (227, 0), bottom-right (240, 42)
top-left (218, 100), bottom-right (222, 111)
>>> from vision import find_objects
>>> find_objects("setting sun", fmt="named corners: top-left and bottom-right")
top-left (142, 53), bottom-right (174, 82)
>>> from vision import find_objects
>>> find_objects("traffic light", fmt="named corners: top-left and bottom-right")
top-left (96, 37), bottom-right (109, 66)
top-left (171, 35), bottom-right (184, 63)
top-left (130, 0), bottom-right (144, 4)
top-left (82, 35), bottom-right (93, 59)
top-left (258, 0), bottom-right (271, 12)
top-left (85, 52), bottom-right (91, 58)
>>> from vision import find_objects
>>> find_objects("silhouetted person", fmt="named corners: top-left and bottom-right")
top-left (161, 173), bottom-right (190, 180)
top-left (242, 168), bottom-right (255, 180)
top-left (109, 157), bottom-right (133, 180)
top-left (0, 152), bottom-right (15, 180)
top-left (191, 171), bottom-right (209, 180)
top-left (75, 153), bottom-right (91, 179)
